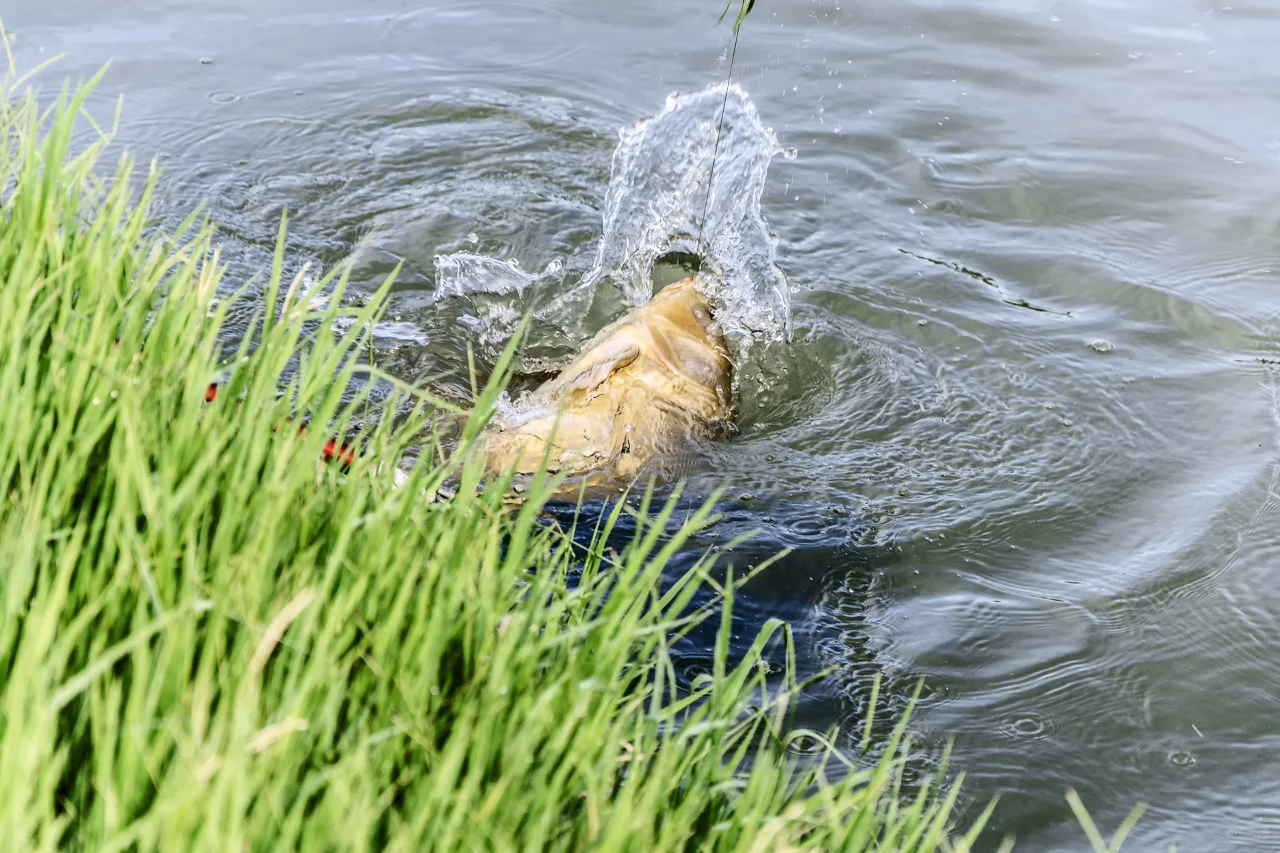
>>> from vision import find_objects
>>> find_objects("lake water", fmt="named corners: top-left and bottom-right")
top-left (9, 0), bottom-right (1280, 849)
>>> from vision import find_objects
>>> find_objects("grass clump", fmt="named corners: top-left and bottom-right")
top-left (0, 63), bottom-right (999, 851)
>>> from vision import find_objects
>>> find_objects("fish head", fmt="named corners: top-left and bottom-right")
top-left (645, 276), bottom-right (721, 344)
top-left (632, 276), bottom-right (733, 405)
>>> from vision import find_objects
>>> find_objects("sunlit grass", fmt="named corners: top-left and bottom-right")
top-left (0, 50), bottom-right (1143, 851)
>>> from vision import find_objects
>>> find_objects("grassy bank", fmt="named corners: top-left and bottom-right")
top-left (0, 61), bottom-right (1021, 849)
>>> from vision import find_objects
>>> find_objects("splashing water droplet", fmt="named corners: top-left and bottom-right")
top-left (427, 84), bottom-right (795, 402)
top-left (432, 253), bottom-right (538, 300)
top-left (539, 82), bottom-right (793, 355)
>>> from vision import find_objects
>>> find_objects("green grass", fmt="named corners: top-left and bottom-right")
top-left (0, 54), bottom-right (1148, 851)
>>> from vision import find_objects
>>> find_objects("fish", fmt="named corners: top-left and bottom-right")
top-left (478, 275), bottom-right (735, 499)
top-left (197, 275), bottom-right (736, 500)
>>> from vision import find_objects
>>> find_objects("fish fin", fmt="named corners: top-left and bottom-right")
top-left (553, 340), bottom-right (640, 398)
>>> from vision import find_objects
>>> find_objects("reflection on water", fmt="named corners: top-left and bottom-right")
top-left (9, 0), bottom-right (1280, 848)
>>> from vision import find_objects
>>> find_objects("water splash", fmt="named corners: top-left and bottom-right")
top-left (433, 252), bottom-right (540, 299)
top-left (430, 82), bottom-right (792, 362)
top-left (544, 81), bottom-right (792, 348)
top-left (430, 252), bottom-right (566, 350)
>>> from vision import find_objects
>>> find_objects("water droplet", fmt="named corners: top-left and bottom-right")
top-left (740, 492), bottom-right (755, 502)
top-left (782, 147), bottom-right (798, 160)
top-left (917, 319), bottom-right (928, 326)
top-left (1088, 339), bottom-right (1114, 353)
top-left (466, 232), bottom-right (480, 245)
top-left (764, 454), bottom-right (775, 462)
top-left (199, 57), bottom-right (213, 65)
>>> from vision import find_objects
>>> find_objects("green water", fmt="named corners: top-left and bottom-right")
top-left (9, 0), bottom-right (1280, 849)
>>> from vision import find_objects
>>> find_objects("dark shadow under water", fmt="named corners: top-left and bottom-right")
top-left (539, 492), bottom-right (1023, 843)
top-left (537, 491), bottom-right (913, 750)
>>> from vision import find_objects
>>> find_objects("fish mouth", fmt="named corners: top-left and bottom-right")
top-left (653, 244), bottom-right (725, 290)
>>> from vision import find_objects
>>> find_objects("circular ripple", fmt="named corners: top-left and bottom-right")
top-left (1004, 713), bottom-right (1051, 740)
top-left (786, 732), bottom-right (825, 755)
top-left (383, 0), bottom-right (586, 73)
top-left (676, 659), bottom-right (712, 687)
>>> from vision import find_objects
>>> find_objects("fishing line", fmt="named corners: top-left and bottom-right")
top-left (697, 0), bottom-right (754, 261)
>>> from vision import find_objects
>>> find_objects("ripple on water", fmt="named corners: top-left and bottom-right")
top-left (16, 2), bottom-right (1280, 850)
top-left (22, 4), bottom-right (1279, 845)
top-left (382, 0), bottom-right (586, 73)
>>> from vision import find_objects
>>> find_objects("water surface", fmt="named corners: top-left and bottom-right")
top-left (9, 0), bottom-right (1280, 849)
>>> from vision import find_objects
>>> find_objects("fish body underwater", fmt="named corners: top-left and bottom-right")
top-left (478, 275), bottom-right (735, 499)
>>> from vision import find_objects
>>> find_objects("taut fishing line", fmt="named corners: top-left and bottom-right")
top-left (697, 0), bottom-right (755, 260)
